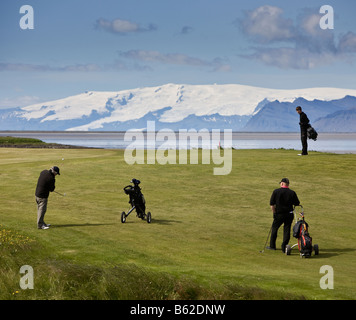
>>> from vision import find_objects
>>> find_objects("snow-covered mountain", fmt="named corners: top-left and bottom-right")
top-left (1, 83), bottom-right (356, 132)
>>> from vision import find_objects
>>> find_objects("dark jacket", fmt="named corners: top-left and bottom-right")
top-left (299, 112), bottom-right (310, 130)
top-left (35, 170), bottom-right (55, 198)
top-left (270, 187), bottom-right (300, 214)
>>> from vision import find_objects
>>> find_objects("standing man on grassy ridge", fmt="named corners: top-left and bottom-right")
top-left (268, 178), bottom-right (300, 253)
top-left (296, 106), bottom-right (310, 156)
top-left (35, 166), bottom-right (60, 229)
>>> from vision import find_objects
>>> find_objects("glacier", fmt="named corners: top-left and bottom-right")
top-left (1, 83), bottom-right (356, 132)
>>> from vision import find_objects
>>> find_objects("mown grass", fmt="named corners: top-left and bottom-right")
top-left (0, 147), bottom-right (355, 300)
top-left (0, 226), bottom-right (300, 300)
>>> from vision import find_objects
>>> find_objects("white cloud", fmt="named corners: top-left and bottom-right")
top-left (0, 62), bottom-right (103, 72)
top-left (301, 13), bottom-right (322, 36)
top-left (238, 6), bottom-right (356, 69)
top-left (338, 32), bottom-right (356, 53)
top-left (0, 63), bottom-right (51, 72)
top-left (119, 50), bottom-right (208, 66)
top-left (118, 50), bottom-right (231, 72)
top-left (239, 5), bottom-right (295, 44)
top-left (95, 18), bottom-right (156, 34)
top-left (244, 47), bottom-right (336, 69)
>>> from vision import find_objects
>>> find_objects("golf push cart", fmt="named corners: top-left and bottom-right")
top-left (285, 205), bottom-right (319, 258)
top-left (121, 179), bottom-right (152, 223)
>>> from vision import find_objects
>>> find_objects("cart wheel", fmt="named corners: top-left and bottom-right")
top-left (121, 211), bottom-right (126, 223)
top-left (147, 212), bottom-right (151, 223)
top-left (314, 244), bottom-right (319, 255)
top-left (285, 245), bottom-right (292, 255)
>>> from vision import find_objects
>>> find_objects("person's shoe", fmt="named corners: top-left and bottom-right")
top-left (43, 223), bottom-right (51, 227)
top-left (38, 225), bottom-right (49, 230)
top-left (266, 246), bottom-right (276, 250)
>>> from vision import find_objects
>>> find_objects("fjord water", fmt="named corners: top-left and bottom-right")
top-left (1, 131), bottom-right (356, 153)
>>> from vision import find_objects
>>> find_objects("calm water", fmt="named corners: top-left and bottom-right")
top-left (1, 131), bottom-right (356, 153)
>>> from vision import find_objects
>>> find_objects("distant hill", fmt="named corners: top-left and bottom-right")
top-left (314, 107), bottom-right (356, 132)
top-left (243, 96), bottom-right (356, 132)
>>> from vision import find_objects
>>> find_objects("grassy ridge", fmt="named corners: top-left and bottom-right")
top-left (0, 136), bottom-right (45, 145)
top-left (0, 136), bottom-right (88, 149)
top-left (0, 147), bottom-right (355, 299)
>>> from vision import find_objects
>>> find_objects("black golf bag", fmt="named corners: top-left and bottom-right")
top-left (124, 179), bottom-right (146, 218)
top-left (121, 179), bottom-right (151, 223)
top-left (307, 126), bottom-right (318, 141)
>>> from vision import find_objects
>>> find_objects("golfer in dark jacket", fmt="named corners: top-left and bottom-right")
top-left (268, 178), bottom-right (300, 252)
top-left (296, 106), bottom-right (309, 155)
top-left (35, 166), bottom-right (60, 229)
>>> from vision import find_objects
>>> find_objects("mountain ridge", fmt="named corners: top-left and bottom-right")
top-left (1, 83), bottom-right (356, 132)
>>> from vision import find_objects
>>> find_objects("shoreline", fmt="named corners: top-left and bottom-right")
top-left (1, 131), bottom-right (355, 153)
top-left (1, 131), bottom-right (356, 140)
top-left (0, 143), bottom-right (97, 149)
top-left (1, 145), bottom-right (355, 154)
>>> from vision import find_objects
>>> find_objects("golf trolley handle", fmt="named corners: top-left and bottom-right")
top-left (293, 205), bottom-right (304, 222)
top-left (294, 204), bottom-right (303, 210)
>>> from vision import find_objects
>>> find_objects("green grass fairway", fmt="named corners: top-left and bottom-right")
top-left (1, 147), bottom-right (355, 299)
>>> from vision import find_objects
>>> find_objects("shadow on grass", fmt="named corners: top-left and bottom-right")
top-left (52, 223), bottom-right (112, 228)
top-left (288, 247), bottom-right (356, 258)
top-left (314, 247), bottom-right (356, 258)
top-left (151, 219), bottom-right (182, 225)
top-left (120, 219), bottom-right (182, 225)
top-left (52, 220), bottom-right (182, 226)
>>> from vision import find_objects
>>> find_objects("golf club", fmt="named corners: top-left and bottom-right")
top-left (54, 191), bottom-right (66, 197)
top-left (260, 223), bottom-right (272, 253)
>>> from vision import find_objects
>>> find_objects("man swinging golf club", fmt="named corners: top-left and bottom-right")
top-left (35, 166), bottom-right (60, 229)
top-left (267, 178), bottom-right (300, 253)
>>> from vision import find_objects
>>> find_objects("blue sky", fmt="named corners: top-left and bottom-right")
top-left (1, 0), bottom-right (356, 108)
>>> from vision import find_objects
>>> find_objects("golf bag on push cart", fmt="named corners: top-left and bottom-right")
top-left (121, 179), bottom-right (151, 223)
top-left (285, 205), bottom-right (319, 258)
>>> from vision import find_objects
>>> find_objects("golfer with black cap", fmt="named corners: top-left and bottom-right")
top-left (268, 178), bottom-right (300, 252)
top-left (35, 166), bottom-right (60, 229)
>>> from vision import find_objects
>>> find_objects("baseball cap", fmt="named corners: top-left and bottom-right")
top-left (280, 178), bottom-right (289, 184)
top-left (52, 166), bottom-right (60, 175)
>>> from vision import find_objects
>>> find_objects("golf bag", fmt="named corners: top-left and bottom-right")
top-left (286, 206), bottom-right (319, 257)
top-left (293, 218), bottom-right (313, 257)
top-left (307, 126), bottom-right (318, 141)
top-left (124, 179), bottom-right (146, 217)
top-left (121, 179), bottom-right (151, 223)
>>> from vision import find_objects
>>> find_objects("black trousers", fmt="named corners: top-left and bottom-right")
top-left (301, 129), bottom-right (308, 155)
top-left (270, 212), bottom-right (294, 251)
